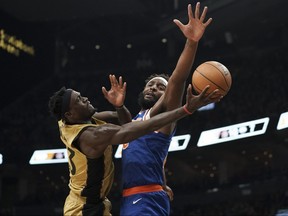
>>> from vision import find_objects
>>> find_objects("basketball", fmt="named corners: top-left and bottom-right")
top-left (192, 61), bottom-right (232, 97)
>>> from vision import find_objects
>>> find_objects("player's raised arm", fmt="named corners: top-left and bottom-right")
top-left (94, 74), bottom-right (132, 124)
top-left (159, 2), bottom-right (213, 111)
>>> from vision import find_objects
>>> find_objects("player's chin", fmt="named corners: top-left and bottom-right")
top-left (88, 104), bottom-right (96, 112)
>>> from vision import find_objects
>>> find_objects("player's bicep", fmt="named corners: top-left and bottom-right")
top-left (79, 125), bottom-right (121, 149)
top-left (93, 111), bottom-right (118, 123)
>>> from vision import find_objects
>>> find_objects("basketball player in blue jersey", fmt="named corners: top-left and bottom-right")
top-left (48, 74), bottom-right (221, 216)
top-left (120, 2), bottom-right (214, 215)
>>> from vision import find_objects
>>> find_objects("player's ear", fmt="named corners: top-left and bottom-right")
top-left (64, 111), bottom-right (72, 119)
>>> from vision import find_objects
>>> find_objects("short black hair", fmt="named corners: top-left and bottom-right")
top-left (145, 73), bottom-right (170, 85)
top-left (48, 86), bottom-right (67, 121)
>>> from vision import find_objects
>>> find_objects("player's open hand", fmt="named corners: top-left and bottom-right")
top-left (185, 84), bottom-right (222, 113)
top-left (102, 74), bottom-right (127, 107)
top-left (173, 2), bottom-right (212, 42)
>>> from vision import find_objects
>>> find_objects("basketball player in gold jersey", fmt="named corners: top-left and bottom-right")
top-left (48, 74), bottom-right (221, 216)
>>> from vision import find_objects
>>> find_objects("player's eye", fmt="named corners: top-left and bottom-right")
top-left (76, 95), bottom-right (81, 102)
top-left (159, 85), bottom-right (166, 91)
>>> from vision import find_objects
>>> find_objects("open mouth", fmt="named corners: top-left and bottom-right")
top-left (145, 93), bottom-right (154, 99)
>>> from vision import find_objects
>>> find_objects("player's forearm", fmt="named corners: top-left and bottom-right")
top-left (115, 105), bottom-right (132, 125)
top-left (123, 106), bottom-right (192, 134)
top-left (112, 105), bottom-right (194, 145)
top-left (111, 105), bottom-right (194, 145)
top-left (173, 40), bottom-right (198, 82)
top-left (148, 106), bottom-right (189, 130)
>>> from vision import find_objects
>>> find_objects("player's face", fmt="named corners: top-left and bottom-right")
top-left (139, 78), bottom-right (167, 109)
top-left (68, 90), bottom-right (96, 122)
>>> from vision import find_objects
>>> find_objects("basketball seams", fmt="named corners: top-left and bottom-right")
top-left (195, 69), bottom-right (227, 92)
top-left (192, 79), bottom-right (203, 93)
top-left (205, 62), bottom-right (230, 89)
top-left (192, 61), bottom-right (231, 97)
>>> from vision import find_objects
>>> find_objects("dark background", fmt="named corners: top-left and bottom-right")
top-left (0, 0), bottom-right (288, 215)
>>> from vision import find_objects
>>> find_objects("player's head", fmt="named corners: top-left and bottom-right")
top-left (138, 73), bottom-right (169, 109)
top-left (48, 86), bottom-right (96, 123)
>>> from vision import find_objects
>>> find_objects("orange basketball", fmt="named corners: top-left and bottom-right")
top-left (192, 61), bottom-right (232, 96)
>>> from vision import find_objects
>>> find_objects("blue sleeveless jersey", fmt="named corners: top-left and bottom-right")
top-left (121, 109), bottom-right (175, 189)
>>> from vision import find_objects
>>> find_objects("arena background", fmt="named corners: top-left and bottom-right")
top-left (0, 0), bottom-right (288, 215)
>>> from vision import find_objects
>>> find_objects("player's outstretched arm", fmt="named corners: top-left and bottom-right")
top-left (79, 85), bottom-right (221, 157)
top-left (157, 2), bottom-right (213, 112)
top-left (108, 85), bottom-right (222, 145)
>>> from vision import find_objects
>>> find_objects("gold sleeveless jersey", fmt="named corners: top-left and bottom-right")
top-left (58, 117), bottom-right (114, 215)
